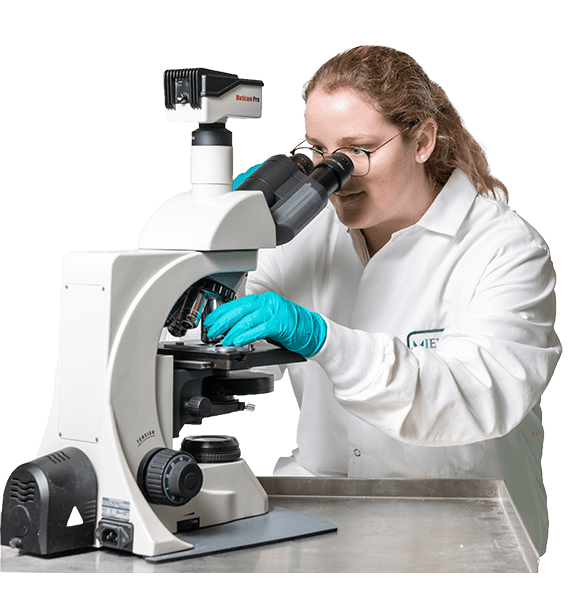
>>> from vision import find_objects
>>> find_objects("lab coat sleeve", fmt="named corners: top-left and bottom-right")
top-left (246, 247), bottom-right (285, 297)
top-left (245, 246), bottom-right (288, 381)
top-left (312, 232), bottom-right (562, 447)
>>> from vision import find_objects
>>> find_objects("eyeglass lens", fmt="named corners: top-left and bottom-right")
top-left (335, 148), bottom-right (370, 176)
top-left (292, 147), bottom-right (370, 177)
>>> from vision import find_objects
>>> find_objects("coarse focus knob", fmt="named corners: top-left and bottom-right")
top-left (137, 448), bottom-right (203, 506)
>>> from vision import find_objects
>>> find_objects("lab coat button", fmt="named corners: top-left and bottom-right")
top-left (353, 449), bottom-right (361, 457)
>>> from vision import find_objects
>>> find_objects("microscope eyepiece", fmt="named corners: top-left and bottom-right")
top-left (289, 153), bottom-right (314, 175)
top-left (308, 152), bottom-right (354, 196)
top-left (235, 153), bottom-right (314, 208)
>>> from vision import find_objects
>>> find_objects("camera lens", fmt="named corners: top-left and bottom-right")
top-left (308, 152), bottom-right (354, 195)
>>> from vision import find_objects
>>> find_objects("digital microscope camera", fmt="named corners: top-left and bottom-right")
top-left (1, 69), bottom-right (353, 559)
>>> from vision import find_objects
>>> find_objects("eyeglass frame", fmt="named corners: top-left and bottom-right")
top-left (290, 120), bottom-right (420, 178)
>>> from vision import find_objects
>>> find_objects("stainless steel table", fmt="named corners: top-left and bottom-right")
top-left (1, 477), bottom-right (538, 573)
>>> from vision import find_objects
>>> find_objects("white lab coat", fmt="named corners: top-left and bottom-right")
top-left (246, 169), bottom-right (561, 555)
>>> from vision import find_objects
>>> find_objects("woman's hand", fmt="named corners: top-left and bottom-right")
top-left (204, 291), bottom-right (327, 358)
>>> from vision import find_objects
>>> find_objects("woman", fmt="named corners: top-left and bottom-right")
top-left (204, 46), bottom-right (561, 554)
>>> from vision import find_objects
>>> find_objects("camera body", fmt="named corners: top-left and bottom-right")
top-left (164, 68), bottom-right (263, 124)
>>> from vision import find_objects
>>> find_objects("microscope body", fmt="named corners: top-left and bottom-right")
top-left (1, 69), bottom-right (353, 559)
top-left (15, 145), bottom-right (278, 557)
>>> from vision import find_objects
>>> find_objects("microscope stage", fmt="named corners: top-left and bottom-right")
top-left (158, 340), bottom-right (305, 371)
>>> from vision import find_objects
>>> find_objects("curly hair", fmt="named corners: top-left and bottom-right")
top-left (303, 46), bottom-right (508, 202)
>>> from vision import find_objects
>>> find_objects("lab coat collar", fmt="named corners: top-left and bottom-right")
top-left (415, 169), bottom-right (478, 237)
top-left (345, 169), bottom-right (478, 265)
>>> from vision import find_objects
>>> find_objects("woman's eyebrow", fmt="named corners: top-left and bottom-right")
top-left (305, 135), bottom-right (322, 145)
top-left (305, 134), bottom-right (378, 145)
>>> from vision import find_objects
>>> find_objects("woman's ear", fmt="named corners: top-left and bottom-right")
top-left (416, 117), bottom-right (438, 163)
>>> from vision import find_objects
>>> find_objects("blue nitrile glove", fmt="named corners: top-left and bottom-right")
top-left (203, 292), bottom-right (327, 358)
top-left (232, 162), bottom-right (263, 190)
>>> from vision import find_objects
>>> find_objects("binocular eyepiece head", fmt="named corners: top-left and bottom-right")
top-left (236, 151), bottom-right (353, 246)
top-left (235, 152), bottom-right (353, 244)
top-left (236, 152), bottom-right (353, 210)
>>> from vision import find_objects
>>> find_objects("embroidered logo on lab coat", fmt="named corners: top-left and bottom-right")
top-left (406, 329), bottom-right (444, 350)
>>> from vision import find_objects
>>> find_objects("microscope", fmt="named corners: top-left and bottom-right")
top-left (1, 69), bottom-right (353, 560)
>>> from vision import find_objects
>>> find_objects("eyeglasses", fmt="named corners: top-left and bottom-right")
top-left (291, 121), bottom-right (418, 177)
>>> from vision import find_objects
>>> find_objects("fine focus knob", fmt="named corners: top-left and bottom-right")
top-left (137, 448), bottom-right (203, 506)
top-left (181, 435), bottom-right (241, 463)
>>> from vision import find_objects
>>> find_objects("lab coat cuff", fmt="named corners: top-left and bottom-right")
top-left (310, 316), bottom-right (388, 395)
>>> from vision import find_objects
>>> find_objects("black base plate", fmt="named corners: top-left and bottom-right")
top-left (145, 506), bottom-right (337, 563)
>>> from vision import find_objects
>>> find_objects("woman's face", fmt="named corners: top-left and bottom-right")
top-left (305, 86), bottom-right (431, 235)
